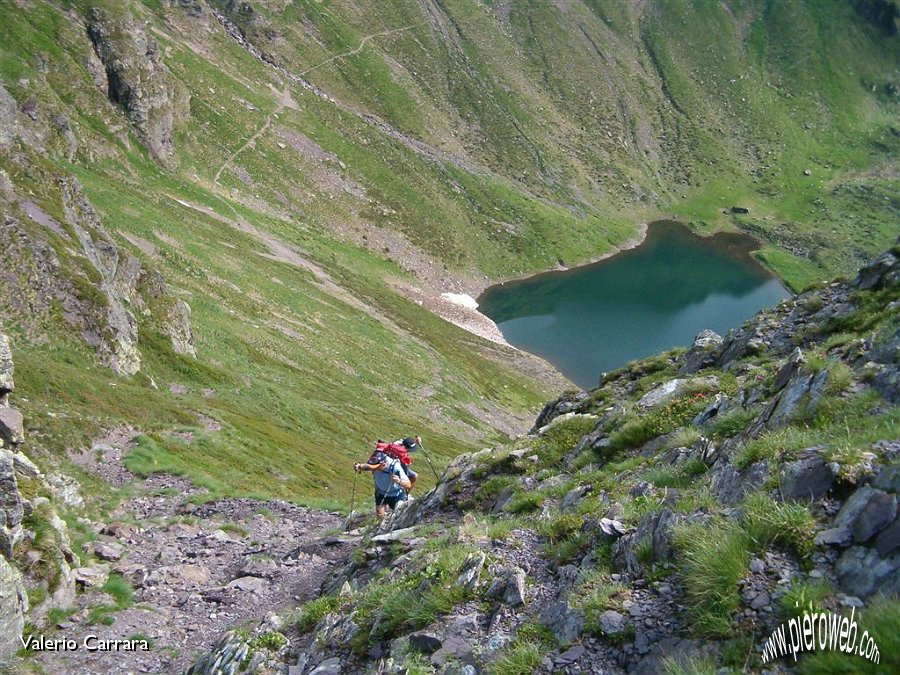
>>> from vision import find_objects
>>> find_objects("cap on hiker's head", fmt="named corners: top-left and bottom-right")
top-left (402, 437), bottom-right (418, 451)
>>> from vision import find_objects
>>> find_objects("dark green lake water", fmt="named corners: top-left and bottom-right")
top-left (478, 221), bottom-right (789, 390)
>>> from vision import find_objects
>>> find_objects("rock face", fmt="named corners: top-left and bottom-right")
top-left (0, 84), bottom-right (17, 149)
top-left (2, 175), bottom-right (196, 374)
top-left (0, 334), bottom-right (76, 652)
top-left (0, 555), bottom-right (28, 660)
top-left (87, 8), bottom-right (189, 164)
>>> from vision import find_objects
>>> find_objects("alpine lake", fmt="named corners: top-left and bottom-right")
top-left (477, 221), bottom-right (790, 390)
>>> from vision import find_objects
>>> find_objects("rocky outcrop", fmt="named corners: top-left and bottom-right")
top-left (2, 174), bottom-right (196, 374)
top-left (0, 335), bottom-right (76, 657)
top-left (0, 84), bottom-right (17, 149)
top-left (61, 177), bottom-right (142, 374)
top-left (0, 555), bottom-right (28, 660)
top-left (86, 8), bottom-right (189, 164)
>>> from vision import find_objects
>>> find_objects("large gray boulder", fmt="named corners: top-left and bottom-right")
top-left (539, 600), bottom-right (585, 646)
top-left (834, 487), bottom-right (897, 544)
top-left (779, 448), bottom-right (835, 502)
top-left (835, 546), bottom-right (900, 598)
top-left (854, 250), bottom-right (899, 291)
top-left (680, 329), bottom-right (723, 374)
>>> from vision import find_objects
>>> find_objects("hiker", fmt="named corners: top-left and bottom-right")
top-left (354, 449), bottom-right (412, 519)
top-left (392, 437), bottom-right (421, 492)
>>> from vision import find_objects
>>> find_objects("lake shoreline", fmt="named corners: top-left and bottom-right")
top-left (470, 221), bottom-right (651, 298)
top-left (476, 221), bottom-right (790, 389)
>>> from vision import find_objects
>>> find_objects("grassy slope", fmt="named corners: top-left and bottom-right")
top-left (0, 0), bottom-right (897, 508)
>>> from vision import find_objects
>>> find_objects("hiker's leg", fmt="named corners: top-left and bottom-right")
top-left (374, 491), bottom-right (388, 518)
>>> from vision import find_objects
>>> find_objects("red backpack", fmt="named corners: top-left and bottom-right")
top-left (369, 440), bottom-right (412, 466)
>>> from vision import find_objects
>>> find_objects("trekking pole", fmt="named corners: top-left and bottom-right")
top-left (417, 439), bottom-right (440, 481)
top-left (347, 468), bottom-right (359, 531)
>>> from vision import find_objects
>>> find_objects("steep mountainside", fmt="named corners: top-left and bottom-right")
top-left (188, 246), bottom-right (897, 674)
top-left (0, 2), bottom-right (898, 670)
top-left (1, 0), bottom-right (897, 507)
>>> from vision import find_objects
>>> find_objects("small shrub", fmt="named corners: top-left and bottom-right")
top-left (675, 521), bottom-right (749, 637)
top-left (662, 655), bottom-right (718, 675)
top-left (778, 580), bottom-right (833, 619)
top-left (799, 597), bottom-right (899, 674)
top-left (578, 574), bottom-right (629, 636)
top-left (708, 408), bottom-right (756, 440)
top-left (491, 640), bottom-right (543, 675)
top-left (507, 491), bottom-right (543, 514)
top-left (741, 492), bottom-right (816, 557)
top-left (668, 426), bottom-right (702, 450)
top-left (101, 573), bottom-right (134, 609)
top-left (296, 595), bottom-right (340, 632)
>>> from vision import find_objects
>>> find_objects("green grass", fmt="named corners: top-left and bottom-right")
top-left (798, 598), bottom-right (900, 675)
top-left (294, 595), bottom-right (342, 632)
top-left (675, 520), bottom-right (750, 638)
top-left (490, 640), bottom-right (544, 675)
top-left (741, 492), bottom-right (816, 557)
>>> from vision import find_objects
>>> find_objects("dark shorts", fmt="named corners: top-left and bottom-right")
top-left (374, 491), bottom-right (407, 510)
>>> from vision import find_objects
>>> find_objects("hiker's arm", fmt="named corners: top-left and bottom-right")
top-left (392, 469), bottom-right (411, 490)
top-left (354, 462), bottom-right (383, 473)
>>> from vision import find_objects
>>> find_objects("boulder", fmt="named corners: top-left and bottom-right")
top-left (308, 657), bottom-right (344, 675)
top-left (773, 348), bottom-right (804, 391)
top-left (0, 407), bottom-right (24, 447)
top-left (874, 464), bottom-right (900, 494)
top-left (539, 600), bottom-right (585, 646)
top-left (561, 484), bottom-right (591, 512)
top-left (92, 541), bottom-right (124, 562)
top-left (408, 632), bottom-right (442, 655)
top-left (0, 334), bottom-right (13, 396)
top-left (73, 565), bottom-right (109, 588)
top-left (680, 329), bottom-right (723, 374)
top-left (692, 393), bottom-right (730, 426)
top-left (431, 636), bottom-right (475, 666)
top-left (0, 555), bottom-right (27, 659)
top-left (874, 518), bottom-right (900, 557)
top-left (599, 609), bottom-right (628, 635)
top-left (486, 567), bottom-right (526, 607)
top-left (455, 551), bottom-right (485, 591)
top-left (226, 576), bottom-right (269, 594)
top-left (779, 449), bottom-right (834, 502)
top-left (815, 527), bottom-right (853, 547)
top-left (854, 250), bottom-right (898, 291)
top-left (712, 460), bottom-right (769, 506)
top-left (835, 546), bottom-right (900, 598)
top-left (834, 487), bottom-right (897, 544)
top-left (637, 379), bottom-right (687, 409)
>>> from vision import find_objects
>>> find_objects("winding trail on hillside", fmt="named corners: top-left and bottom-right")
top-left (299, 24), bottom-right (420, 76)
top-left (213, 23), bottom-right (419, 184)
top-left (33, 429), bottom-right (356, 675)
top-left (213, 89), bottom-right (291, 184)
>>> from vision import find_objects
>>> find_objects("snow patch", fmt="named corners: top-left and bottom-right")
top-left (441, 292), bottom-right (479, 309)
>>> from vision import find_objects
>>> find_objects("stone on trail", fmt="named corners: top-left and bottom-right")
top-left (408, 631), bottom-right (442, 654)
top-left (455, 551), bottom-right (485, 591)
top-left (599, 609), bottom-right (628, 635)
top-left (92, 541), bottom-right (124, 561)
top-left (226, 576), bottom-right (269, 594)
